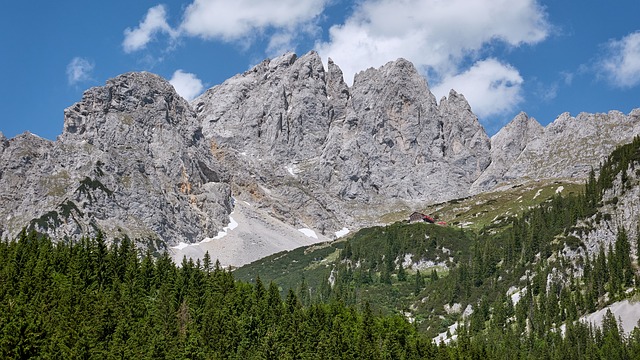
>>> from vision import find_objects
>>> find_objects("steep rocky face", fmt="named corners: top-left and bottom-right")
top-left (317, 60), bottom-right (490, 206)
top-left (193, 52), bottom-right (491, 231)
top-left (471, 112), bottom-right (543, 193)
top-left (195, 52), bottom-right (331, 162)
top-left (473, 109), bottom-right (640, 193)
top-left (0, 72), bottom-right (232, 245)
top-left (2, 51), bottom-right (639, 257)
top-left (438, 90), bottom-right (492, 183)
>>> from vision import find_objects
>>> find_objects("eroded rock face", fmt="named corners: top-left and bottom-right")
top-left (471, 112), bottom-right (543, 193)
top-left (193, 52), bottom-right (491, 231)
top-left (1, 51), bottom-right (638, 250)
top-left (506, 110), bottom-right (640, 181)
top-left (0, 72), bottom-right (232, 246)
top-left (473, 109), bottom-right (640, 193)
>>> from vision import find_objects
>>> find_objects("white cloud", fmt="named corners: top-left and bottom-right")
top-left (179, 0), bottom-right (327, 41)
top-left (169, 70), bottom-right (204, 101)
top-left (433, 59), bottom-right (524, 118)
top-left (66, 57), bottom-right (94, 85)
top-left (123, 5), bottom-right (177, 53)
top-left (122, 0), bottom-right (551, 121)
top-left (266, 32), bottom-right (295, 58)
top-left (316, 0), bottom-right (549, 118)
top-left (600, 31), bottom-right (640, 88)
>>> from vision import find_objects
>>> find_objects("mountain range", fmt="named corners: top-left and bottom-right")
top-left (1, 50), bottom-right (639, 266)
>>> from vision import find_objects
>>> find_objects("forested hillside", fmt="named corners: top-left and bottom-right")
top-left (0, 231), bottom-right (434, 358)
top-left (236, 136), bottom-right (640, 357)
top-left (3, 137), bottom-right (640, 359)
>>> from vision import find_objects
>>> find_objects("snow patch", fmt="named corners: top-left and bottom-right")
top-left (335, 227), bottom-right (350, 238)
top-left (298, 228), bottom-right (318, 239)
top-left (581, 299), bottom-right (640, 334)
top-left (173, 242), bottom-right (190, 250)
top-left (172, 213), bottom-right (241, 249)
top-left (208, 215), bottom-right (239, 240)
top-left (533, 189), bottom-right (543, 199)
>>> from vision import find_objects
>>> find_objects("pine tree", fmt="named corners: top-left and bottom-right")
top-left (430, 268), bottom-right (439, 282)
top-left (615, 227), bottom-right (633, 288)
top-left (414, 270), bottom-right (424, 296)
top-left (397, 262), bottom-right (407, 282)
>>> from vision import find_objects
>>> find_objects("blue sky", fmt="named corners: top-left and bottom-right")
top-left (1, 0), bottom-right (639, 140)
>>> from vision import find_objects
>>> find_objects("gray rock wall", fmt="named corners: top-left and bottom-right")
top-left (1, 51), bottom-right (639, 248)
top-left (0, 73), bottom-right (232, 246)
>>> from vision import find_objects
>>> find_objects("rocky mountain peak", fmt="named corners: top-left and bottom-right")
top-left (1, 51), bottom-right (638, 264)
top-left (470, 112), bottom-right (543, 193)
top-left (439, 89), bottom-right (471, 112)
top-left (353, 57), bottom-right (421, 86)
top-left (437, 90), bottom-right (490, 180)
top-left (326, 57), bottom-right (350, 126)
top-left (0, 71), bottom-right (232, 245)
top-left (503, 110), bottom-right (640, 182)
top-left (195, 50), bottom-right (331, 163)
top-left (62, 72), bottom-right (197, 150)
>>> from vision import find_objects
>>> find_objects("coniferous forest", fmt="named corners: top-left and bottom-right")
top-left (0, 231), bottom-right (434, 359)
top-left (3, 137), bottom-right (640, 359)
top-left (3, 231), bottom-right (640, 359)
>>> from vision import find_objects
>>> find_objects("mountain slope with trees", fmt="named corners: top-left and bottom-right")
top-left (236, 136), bottom-right (640, 352)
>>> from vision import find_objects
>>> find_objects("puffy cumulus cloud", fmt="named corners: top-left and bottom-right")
top-left (124, 1), bottom-right (326, 59)
top-left (600, 31), bottom-right (640, 88)
top-left (66, 57), bottom-right (94, 85)
top-left (316, 0), bottom-right (549, 118)
top-left (318, 0), bottom-right (549, 79)
top-left (433, 59), bottom-right (524, 118)
top-left (123, 5), bottom-right (177, 53)
top-left (169, 70), bottom-right (204, 101)
top-left (179, 0), bottom-right (327, 41)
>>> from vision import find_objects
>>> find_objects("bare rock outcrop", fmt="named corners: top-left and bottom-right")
top-left (472, 110), bottom-right (640, 194)
top-left (471, 112), bottom-right (543, 193)
top-left (505, 110), bottom-right (640, 181)
top-left (0, 72), bottom-right (232, 246)
top-left (192, 52), bottom-right (491, 231)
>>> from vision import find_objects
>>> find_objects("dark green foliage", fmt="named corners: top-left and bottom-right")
top-left (76, 176), bottom-right (113, 201)
top-left (0, 231), bottom-right (431, 359)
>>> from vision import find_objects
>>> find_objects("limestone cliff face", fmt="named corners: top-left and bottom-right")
top-left (0, 72), bottom-right (232, 246)
top-left (472, 109), bottom-right (640, 193)
top-left (505, 110), bottom-right (640, 181)
top-left (1, 51), bottom-right (639, 249)
top-left (471, 112), bottom-right (543, 193)
top-left (192, 52), bottom-right (491, 231)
